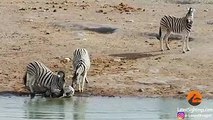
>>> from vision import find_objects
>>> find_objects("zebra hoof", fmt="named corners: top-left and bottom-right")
top-left (182, 51), bottom-right (186, 53)
top-left (167, 48), bottom-right (171, 50)
top-left (160, 49), bottom-right (164, 52)
top-left (187, 49), bottom-right (191, 51)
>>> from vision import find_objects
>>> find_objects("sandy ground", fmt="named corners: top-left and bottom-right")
top-left (0, 0), bottom-right (212, 98)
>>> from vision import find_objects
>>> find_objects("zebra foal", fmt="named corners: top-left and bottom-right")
top-left (72, 48), bottom-right (90, 92)
top-left (158, 7), bottom-right (195, 53)
top-left (24, 61), bottom-right (69, 98)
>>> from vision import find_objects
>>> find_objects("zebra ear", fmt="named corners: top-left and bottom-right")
top-left (57, 71), bottom-right (65, 78)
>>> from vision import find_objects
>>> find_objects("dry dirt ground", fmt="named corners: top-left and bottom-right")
top-left (0, 0), bottom-right (212, 98)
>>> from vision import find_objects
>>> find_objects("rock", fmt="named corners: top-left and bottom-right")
top-left (45, 32), bottom-right (50, 35)
top-left (113, 58), bottom-right (121, 62)
top-left (204, 9), bottom-right (208, 12)
top-left (11, 46), bottom-right (21, 51)
top-left (137, 8), bottom-right (142, 10)
top-left (53, 64), bottom-right (59, 68)
top-left (207, 20), bottom-right (213, 25)
top-left (149, 43), bottom-right (154, 46)
top-left (103, 12), bottom-right (107, 14)
top-left (154, 57), bottom-right (161, 60)
top-left (19, 8), bottom-right (26, 11)
top-left (177, 91), bottom-right (185, 94)
top-left (25, 19), bottom-right (33, 22)
top-left (138, 88), bottom-right (144, 92)
top-left (31, 7), bottom-right (37, 10)
top-left (126, 20), bottom-right (134, 23)
top-left (96, 10), bottom-right (103, 13)
top-left (60, 58), bottom-right (71, 64)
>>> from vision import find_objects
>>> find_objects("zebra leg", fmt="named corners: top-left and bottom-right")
top-left (77, 75), bottom-right (81, 92)
top-left (27, 73), bottom-right (36, 98)
top-left (81, 72), bottom-right (87, 92)
top-left (186, 33), bottom-right (191, 51)
top-left (160, 34), bottom-right (164, 51)
top-left (85, 76), bottom-right (89, 84)
top-left (164, 32), bottom-right (171, 50)
top-left (182, 35), bottom-right (187, 53)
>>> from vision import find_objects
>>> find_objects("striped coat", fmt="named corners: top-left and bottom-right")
top-left (24, 61), bottom-right (65, 98)
top-left (158, 7), bottom-right (195, 53)
top-left (72, 48), bottom-right (90, 92)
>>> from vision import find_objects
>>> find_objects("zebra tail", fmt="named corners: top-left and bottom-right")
top-left (23, 72), bottom-right (27, 86)
top-left (157, 27), bottom-right (161, 40)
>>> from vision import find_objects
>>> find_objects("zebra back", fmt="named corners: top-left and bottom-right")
top-left (73, 48), bottom-right (90, 70)
top-left (160, 7), bottom-right (195, 34)
top-left (25, 61), bottom-right (65, 96)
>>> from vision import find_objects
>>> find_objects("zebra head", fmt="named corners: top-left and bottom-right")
top-left (62, 85), bottom-right (75, 97)
top-left (57, 71), bottom-right (66, 86)
top-left (56, 71), bottom-right (66, 94)
top-left (186, 7), bottom-right (195, 24)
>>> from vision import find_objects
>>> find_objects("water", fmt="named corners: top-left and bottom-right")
top-left (0, 96), bottom-right (212, 120)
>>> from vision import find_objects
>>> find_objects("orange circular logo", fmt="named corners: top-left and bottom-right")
top-left (187, 90), bottom-right (202, 106)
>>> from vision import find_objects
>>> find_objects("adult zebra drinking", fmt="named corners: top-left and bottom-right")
top-left (24, 61), bottom-right (74, 98)
top-left (158, 7), bottom-right (195, 53)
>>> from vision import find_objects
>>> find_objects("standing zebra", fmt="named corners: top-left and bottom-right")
top-left (158, 7), bottom-right (195, 53)
top-left (72, 48), bottom-right (90, 92)
top-left (24, 61), bottom-right (67, 98)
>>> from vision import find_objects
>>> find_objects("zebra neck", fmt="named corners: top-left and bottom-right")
top-left (51, 75), bottom-right (59, 88)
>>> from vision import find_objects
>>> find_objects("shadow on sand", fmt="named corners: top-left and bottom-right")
top-left (142, 32), bottom-right (195, 42)
top-left (109, 52), bottom-right (162, 60)
top-left (84, 27), bottom-right (117, 34)
top-left (71, 24), bottom-right (117, 34)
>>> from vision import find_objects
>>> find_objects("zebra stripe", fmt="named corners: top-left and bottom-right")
top-left (72, 48), bottom-right (90, 92)
top-left (158, 7), bottom-right (195, 53)
top-left (24, 61), bottom-right (65, 98)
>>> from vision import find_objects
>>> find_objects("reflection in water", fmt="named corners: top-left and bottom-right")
top-left (0, 96), bottom-right (212, 120)
top-left (73, 97), bottom-right (88, 120)
top-left (25, 97), bottom-right (73, 119)
top-left (158, 98), bottom-right (189, 119)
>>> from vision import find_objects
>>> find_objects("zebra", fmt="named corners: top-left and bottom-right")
top-left (24, 61), bottom-right (67, 98)
top-left (72, 48), bottom-right (90, 92)
top-left (158, 7), bottom-right (195, 53)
